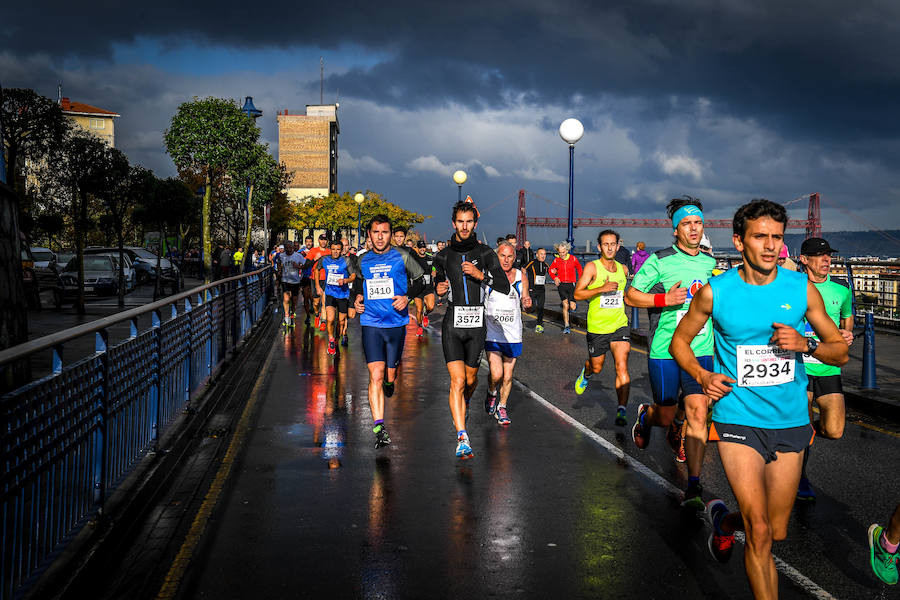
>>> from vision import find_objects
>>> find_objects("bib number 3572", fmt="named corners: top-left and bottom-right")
top-left (737, 345), bottom-right (795, 387)
top-left (454, 306), bottom-right (483, 328)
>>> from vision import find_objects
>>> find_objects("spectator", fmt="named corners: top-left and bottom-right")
top-left (233, 246), bottom-right (245, 273)
top-left (220, 246), bottom-right (233, 278)
top-left (614, 239), bottom-right (631, 267)
top-left (631, 241), bottom-right (650, 273)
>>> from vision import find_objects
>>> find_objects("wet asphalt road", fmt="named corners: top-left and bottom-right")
top-left (171, 306), bottom-right (898, 600)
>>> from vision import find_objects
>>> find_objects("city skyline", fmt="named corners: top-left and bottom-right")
top-left (3, 1), bottom-right (900, 250)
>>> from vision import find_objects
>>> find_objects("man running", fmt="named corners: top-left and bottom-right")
top-left (392, 226), bottom-right (407, 248)
top-left (626, 196), bottom-right (715, 508)
top-left (524, 247), bottom-right (549, 333)
top-left (305, 234), bottom-right (330, 329)
top-left (299, 236), bottom-right (315, 324)
top-left (574, 230), bottom-right (632, 427)
top-left (549, 242), bottom-right (582, 334)
top-left (316, 239), bottom-right (356, 355)
top-left (354, 214), bottom-right (425, 449)
top-left (483, 241), bottom-right (531, 426)
top-left (278, 242), bottom-right (305, 327)
top-left (670, 199), bottom-right (847, 599)
top-left (434, 199), bottom-right (509, 459)
top-left (411, 240), bottom-right (436, 336)
top-left (796, 237), bottom-right (854, 501)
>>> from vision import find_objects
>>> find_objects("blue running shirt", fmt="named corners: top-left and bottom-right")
top-left (709, 267), bottom-right (810, 428)
top-left (321, 256), bottom-right (351, 299)
top-left (358, 247), bottom-right (422, 328)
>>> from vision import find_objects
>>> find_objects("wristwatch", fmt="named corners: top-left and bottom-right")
top-left (804, 337), bottom-right (818, 356)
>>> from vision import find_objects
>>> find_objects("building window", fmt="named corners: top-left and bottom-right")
top-left (89, 119), bottom-right (106, 129)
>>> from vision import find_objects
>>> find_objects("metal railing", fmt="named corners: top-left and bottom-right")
top-left (0, 267), bottom-right (274, 599)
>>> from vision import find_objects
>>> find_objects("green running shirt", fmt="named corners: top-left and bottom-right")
top-left (631, 245), bottom-right (715, 359)
top-left (803, 276), bottom-right (852, 377)
top-left (586, 259), bottom-right (629, 334)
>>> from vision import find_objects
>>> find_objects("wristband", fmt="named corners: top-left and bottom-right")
top-left (654, 293), bottom-right (667, 308)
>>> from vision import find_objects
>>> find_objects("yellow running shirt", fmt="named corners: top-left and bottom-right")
top-left (586, 260), bottom-right (628, 334)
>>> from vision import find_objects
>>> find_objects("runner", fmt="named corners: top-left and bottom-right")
top-left (315, 239), bottom-right (356, 355)
top-left (483, 241), bottom-right (531, 426)
top-left (796, 237), bottom-right (854, 501)
top-left (304, 234), bottom-right (330, 329)
top-left (392, 226), bottom-right (407, 248)
top-left (626, 196), bottom-right (715, 508)
top-left (354, 214), bottom-right (425, 449)
top-left (299, 235), bottom-right (315, 324)
top-left (869, 503), bottom-right (900, 585)
top-left (670, 199), bottom-right (847, 599)
top-left (277, 241), bottom-right (305, 328)
top-left (524, 247), bottom-right (549, 333)
top-left (411, 240), bottom-right (436, 336)
top-left (549, 242), bottom-right (582, 334)
top-left (434, 199), bottom-right (510, 459)
top-left (573, 230), bottom-right (632, 427)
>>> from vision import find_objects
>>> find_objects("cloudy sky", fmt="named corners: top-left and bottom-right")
top-left (3, 0), bottom-right (900, 249)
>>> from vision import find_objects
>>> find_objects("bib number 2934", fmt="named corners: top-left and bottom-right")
top-left (737, 345), bottom-right (795, 387)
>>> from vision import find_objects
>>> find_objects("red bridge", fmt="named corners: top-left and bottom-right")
top-left (515, 191), bottom-right (822, 242)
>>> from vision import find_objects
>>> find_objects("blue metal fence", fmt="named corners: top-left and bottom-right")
top-left (0, 268), bottom-right (274, 599)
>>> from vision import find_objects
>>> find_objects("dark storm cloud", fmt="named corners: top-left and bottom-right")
top-left (5, 0), bottom-right (899, 141)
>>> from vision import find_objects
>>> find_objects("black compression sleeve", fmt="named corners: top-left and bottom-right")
top-left (483, 249), bottom-right (510, 294)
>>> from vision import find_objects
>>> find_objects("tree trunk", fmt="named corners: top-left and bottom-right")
top-left (242, 183), bottom-right (255, 274)
top-left (117, 234), bottom-right (126, 308)
top-left (0, 181), bottom-right (30, 391)
top-left (76, 190), bottom-right (87, 315)
top-left (202, 170), bottom-right (212, 282)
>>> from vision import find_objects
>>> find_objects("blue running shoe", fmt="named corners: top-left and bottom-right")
top-left (575, 367), bottom-right (589, 395)
top-left (706, 499), bottom-right (734, 564)
top-left (495, 405), bottom-right (511, 426)
top-left (796, 477), bottom-right (816, 502)
top-left (455, 434), bottom-right (474, 459)
top-left (485, 389), bottom-right (498, 415)
top-left (614, 406), bottom-right (627, 427)
top-left (563, 326), bottom-right (571, 334)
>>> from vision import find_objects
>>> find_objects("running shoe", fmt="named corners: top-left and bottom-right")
top-left (283, 317), bottom-right (291, 327)
top-left (319, 320), bottom-right (326, 332)
top-left (423, 315), bottom-right (429, 328)
top-left (614, 406), bottom-right (627, 427)
top-left (535, 324), bottom-right (544, 334)
top-left (495, 405), bottom-right (511, 426)
top-left (562, 326), bottom-right (571, 334)
top-left (796, 477), bottom-right (817, 502)
top-left (374, 424), bottom-right (391, 449)
top-left (455, 433), bottom-right (474, 459)
top-left (485, 389), bottom-right (498, 415)
top-left (416, 326), bottom-right (424, 337)
top-left (327, 339), bottom-right (337, 355)
top-left (868, 524), bottom-right (899, 585)
top-left (706, 499), bottom-right (734, 564)
top-left (681, 483), bottom-right (705, 511)
top-left (574, 367), bottom-right (589, 395)
top-left (667, 420), bottom-right (686, 463)
top-left (383, 380), bottom-right (395, 398)
top-left (341, 335), bottom-right (349, 347)
top-left (631, 403), bottom-right (651, 449)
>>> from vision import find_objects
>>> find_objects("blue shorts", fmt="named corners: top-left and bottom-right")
top-left (484, 341), bottom-right (523, 359)
top-left (361, 325), bottom-right (406, 367)
top-left (648, 355), bottom-right (713, 406)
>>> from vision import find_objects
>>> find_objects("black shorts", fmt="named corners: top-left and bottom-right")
top-left (325, 295), bottom-right (349, 313)
top-left (283, 282), bottom-right (301, 295)
top-left (442, 307), bottom-right (486, 368)
top-left (558, 283), bottom-right (575, 303)
top-left (709, 422), bottom-right (814, 464)
top-left (807, 374), bottom-right (842, 399)
top-left (361, 325), bottom-right (405, 367)
top-left (586, 326), bottom-right (631, 358)
top-left (300, 276), bottom-right (311, 288)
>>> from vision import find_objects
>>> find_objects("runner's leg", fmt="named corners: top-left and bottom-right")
top-left (448, 360), bottom-right (469, 432)
top-left (610, 341), bottom-right (631, 409)
top-left (814, 392), bottom-right (845, 439)
top-left (367, 361), bottom-right (386, 421)
top-left (497, 356), bottom-right (516, 407)
top-left (684, 393), bottom-right (710, 479)
top-left (326, 305), bottom-right (337, 340)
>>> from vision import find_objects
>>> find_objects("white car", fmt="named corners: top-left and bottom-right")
top-left (30, 246), bottom-right (57, 270)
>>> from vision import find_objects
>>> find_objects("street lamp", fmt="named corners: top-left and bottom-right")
top-left (224, 206), bottom-right (234, 245)
top-left (452, 170), bottom-right (467, 202)
top-left (559, 118), bottom-right (584, 249)
top-left (354, 192), bottom-right (365, 249)
top-left (241, 96), bottom-right (262, 272)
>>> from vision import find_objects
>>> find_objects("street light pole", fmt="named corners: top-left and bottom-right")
top-left (453, 170), bottom-right (467, 202)
top-left (559, 118), bottom-right (584, 249)
top-left (354, 192), bottom-right (365, 249)
top-left (241, 96), bottom-right (262, 272)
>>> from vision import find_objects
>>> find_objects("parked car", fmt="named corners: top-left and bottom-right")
top-left (83, 251), bottom-right (137, 292)
top-left (30, 246), bottom-right (58, 270)
top-left (60, 255), bottom-right (121, 296)
top-left (84, 246), bottom-right (180, 288)
top-left (56, 251), bottom-right (75, 269)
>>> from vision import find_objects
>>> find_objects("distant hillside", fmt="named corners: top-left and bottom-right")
top-left (785, 231), bottom-right (900, 259)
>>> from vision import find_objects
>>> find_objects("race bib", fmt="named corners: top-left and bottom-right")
top-left (600, 290), bottom-right (623, 309)
top-left (534, 275), bottom-right (546, 286)
top-left (366, 277), bottom-right (394, 300)
top-left (737, 345), bottom-right (795, 387)
top-left (423, 274), bottom-right (432, 284)
top-left (454, 306), bottom-right (483, 328)
top-left (326, 271), bottom-right (343, 286)
top-left (491, 307), bottom-right (517, 324)
top-left (676, 308), bottom-right (709, 336)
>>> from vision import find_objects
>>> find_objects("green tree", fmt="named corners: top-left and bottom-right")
top-left (99, 160), bottom-right (149, 306)
top-left (1, 88), bottom-right (68, 197)
top-left (164, 97), bottom-right (261, 281)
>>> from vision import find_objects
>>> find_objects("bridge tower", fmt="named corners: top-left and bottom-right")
top-left (807, 193), bottom-right (821, 240)
top-left (515, 189), bottom-right (527, 246)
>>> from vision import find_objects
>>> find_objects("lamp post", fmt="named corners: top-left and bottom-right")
top-left (354, 192), bottom-right (365, 249)
top-left (452, 170), bottom-right (467, 202)
top-left (240, 96), bottom-right (262, 271)
top-left (224, 206), bottom-right (234, 246)
top-left (559, 118), bottom-right (584, 249)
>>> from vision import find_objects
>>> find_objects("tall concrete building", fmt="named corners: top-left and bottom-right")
top-left (277, 104), bottom-right (339, 202)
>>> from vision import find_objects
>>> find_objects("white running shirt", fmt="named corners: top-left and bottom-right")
top-left (484, 270), bottom-right (523, 344)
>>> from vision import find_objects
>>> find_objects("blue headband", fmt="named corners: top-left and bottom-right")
top-left (672, 205), bottom-right (704, 229)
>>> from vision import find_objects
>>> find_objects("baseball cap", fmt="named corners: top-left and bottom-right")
top-left (318, 234), bottom-right (328, 240)
top-left (416, 240), bottom-right (427, 248)
top-left (800, 238), bottom-right (837, 256)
